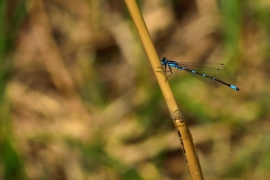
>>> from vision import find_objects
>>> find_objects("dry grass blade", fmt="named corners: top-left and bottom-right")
top-left (124, 0), bottom-right (204, 179)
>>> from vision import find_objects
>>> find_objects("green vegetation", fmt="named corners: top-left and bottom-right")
top-left (1, 0), bottom-right (270, 179)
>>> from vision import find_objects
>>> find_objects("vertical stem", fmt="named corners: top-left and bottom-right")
top-left (124, 0), bottom-right (180, 120)
top-left (124, 0), bottom-right (204, 179)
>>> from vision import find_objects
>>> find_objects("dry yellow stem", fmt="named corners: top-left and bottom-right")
top-left (124, 0), bottom-right (204, 179)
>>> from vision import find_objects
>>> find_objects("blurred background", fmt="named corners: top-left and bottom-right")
top-left (1, 0), bottom-right (270, 179)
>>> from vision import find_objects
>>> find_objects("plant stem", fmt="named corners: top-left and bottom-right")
top-left (124, 0), bottom-right (204, 179)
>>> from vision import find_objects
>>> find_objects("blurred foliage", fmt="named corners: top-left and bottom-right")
top-left (0, 1), bottom-right (27, 180)
top-left (1, 0), bottom-right (270, 180)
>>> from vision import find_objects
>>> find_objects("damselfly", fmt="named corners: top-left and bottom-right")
top-left (160, 57), bottom-right (240, 91)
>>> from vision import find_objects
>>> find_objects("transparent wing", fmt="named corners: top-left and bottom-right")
top-left (189, 72), bottom-right (223, 88)
top-left (175, 62), bottom-right (225, 77)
